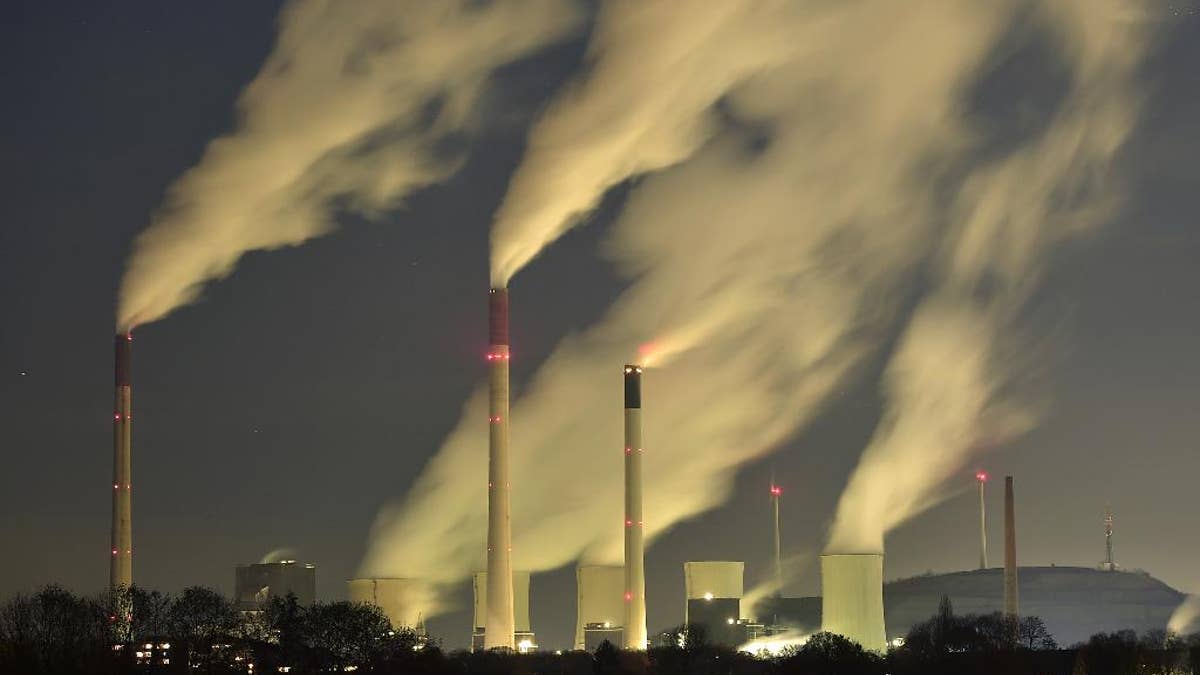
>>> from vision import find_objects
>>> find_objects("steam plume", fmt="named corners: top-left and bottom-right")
top-left (489, 0), bottom-right (804, 286)
top-left (827, 0), bottom-right (1150, 553)
top-left (117, 0), bottom-right (580, 330)
top-left (1169, 595), bottom-right (1200, 635)
top-left (363, 0), bottom-right (1116, 619)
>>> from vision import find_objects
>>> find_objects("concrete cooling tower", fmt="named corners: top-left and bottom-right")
top-left (576, 565), bottom-right (625, 650)
top-left (820, 553), bottom-right (886, 652)
top-left (472, 571), bottom-right (535, 652)
top-left (684, 561), bottom-right (744, 646)
top-left (347, 578), bottom-right (422, 630)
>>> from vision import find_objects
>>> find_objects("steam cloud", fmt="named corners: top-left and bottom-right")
top-left (363, 0), bottom-right (1152, 619)
top-left (827, 0), bottom-right (1150, 553)
top-left (116, 0), bottom-right (581, 330)
top-left (1169, 595), bottom-right (1200, 635)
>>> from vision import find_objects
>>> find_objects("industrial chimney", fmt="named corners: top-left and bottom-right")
top-left (820, 553), bottom-right (886, 652)
top-left (623, 365), bottom-right (647, 650)
top-left (485, 288), bottom-right (515, 650)
top-left (1004, 476), bottom-right (1018, 619)
top-left (111, 332), bottom-right (133, 591)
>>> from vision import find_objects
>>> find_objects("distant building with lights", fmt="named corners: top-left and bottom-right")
top-left (234, 560), bottom-right (316, 610)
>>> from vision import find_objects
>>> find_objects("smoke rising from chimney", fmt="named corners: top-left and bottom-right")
top-left (364, 0), bottom-right (1153, 619)
top-left (116, 0), bottom-right (581, 330)
top-left (489, 0), bottom-right (803, 287)
top-left (826, 0), bottom-right (1149, 554)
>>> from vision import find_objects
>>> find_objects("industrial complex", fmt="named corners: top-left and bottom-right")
top-left (106, 288), bottom-right (1192, 653)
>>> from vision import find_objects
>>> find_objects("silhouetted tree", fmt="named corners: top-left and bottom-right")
top-left (1016, 615), bottom-right (1057, 651)
top-left (128, 586), bottom-right (171, 641)
top-left (0, 586), bottom-right (112, 674)
top-left (299, 600), bottom-right (391, 671)
top-left (779, 631), bottom-right (885, 675)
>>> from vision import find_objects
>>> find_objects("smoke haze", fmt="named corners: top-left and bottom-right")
top-left (360, 0), bottom-right (1159, 619)
top-left (117, 0), bottom-right (581, 330)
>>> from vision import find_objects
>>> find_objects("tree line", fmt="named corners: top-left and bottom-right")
top-left (1, 586), bottom-right (1198, 674)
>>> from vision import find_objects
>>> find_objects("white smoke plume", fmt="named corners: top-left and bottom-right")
top-left (827, 0), bottom-right (1150, 553)
top-left (117, 0), bottom-right (581, 330)
top-left (488, 0), bottom-right (806, 286)
top-left (1169, 595), bottom-right (1200, 636)
top-left (361, 0), bottom-right (1117, 619)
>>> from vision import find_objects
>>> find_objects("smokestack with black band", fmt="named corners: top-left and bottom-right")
top-left (485, 288), bottom-right (515, 649)
top-left (1004, 475), bottom-right (1018, 619)
top-left (623, 365), bottom-right (647, 650)
top-left (111, 333), bottom-right (133, 590)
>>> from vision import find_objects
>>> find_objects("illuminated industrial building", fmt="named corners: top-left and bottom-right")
top-left (234, 560), bottom-right (316, 610)
top-left (684, 561), bottom-right (746, 647)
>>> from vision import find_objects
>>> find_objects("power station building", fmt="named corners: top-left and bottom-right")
top-left (234, 560), bottom-right (316, 610)
top-left (757, 566), bottom-right (1186, 647)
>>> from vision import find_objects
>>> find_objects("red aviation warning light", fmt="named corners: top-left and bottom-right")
top-left (770, 485), bottom-right (783, 497)
top-left (976, 471), bottom-right (988, 483)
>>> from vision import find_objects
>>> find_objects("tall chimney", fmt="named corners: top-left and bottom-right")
top-left (484, 288), bottom-right (515, 650)
top-left (977, 472), bottom-right (988, 569)
top-left (111, 332), bottom-right (133, 591)
top-left (622, 365), bottom-right (647, 650)
top-left (1004, 475), bottom-right (1018, 619)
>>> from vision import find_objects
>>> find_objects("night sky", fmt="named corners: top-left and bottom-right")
top-left (2, 1), bottom-right (1198, 651)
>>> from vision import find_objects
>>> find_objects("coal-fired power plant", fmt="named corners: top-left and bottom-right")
top-left (821, 553), bottom-right (886, 652)
top-left (486, 288), bottom-right (515, 649)
top-left (623, 365), bottom-right (647, 650)
top-left (111, 332), bottom-right (133, 591)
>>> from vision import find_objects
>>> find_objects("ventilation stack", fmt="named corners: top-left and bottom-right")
top-left (623, 365), bottom-right (647, 650)
top-left (820, 553), bottom-right (886, 652)
top-left (576, 565), bottom-right (624, 650)
top-left (485, 288), bottom-right (515, 649)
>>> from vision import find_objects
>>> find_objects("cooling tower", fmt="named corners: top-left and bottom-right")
top-left (1004, 476), bottom-right (1018, 618)
top-left (623, 365), bottom-right (647, 650)
top-left (111, 332), bottom-right (133, 591)
top-left (347, 578), bottom-right (422, 629)
top-left (820, 553), bottom-right (886, 652)
top-left (486, 287), bottom-right (515, 649)
top-left (684, 561), bottom-right (744, 646)
top-left (576, 565), bottom-right (624, 650)
top-left (472, 571), bottom-right (534, 651)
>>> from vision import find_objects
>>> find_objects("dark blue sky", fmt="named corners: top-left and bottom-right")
top-left (1, 1), bottom-right (1198, 651)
